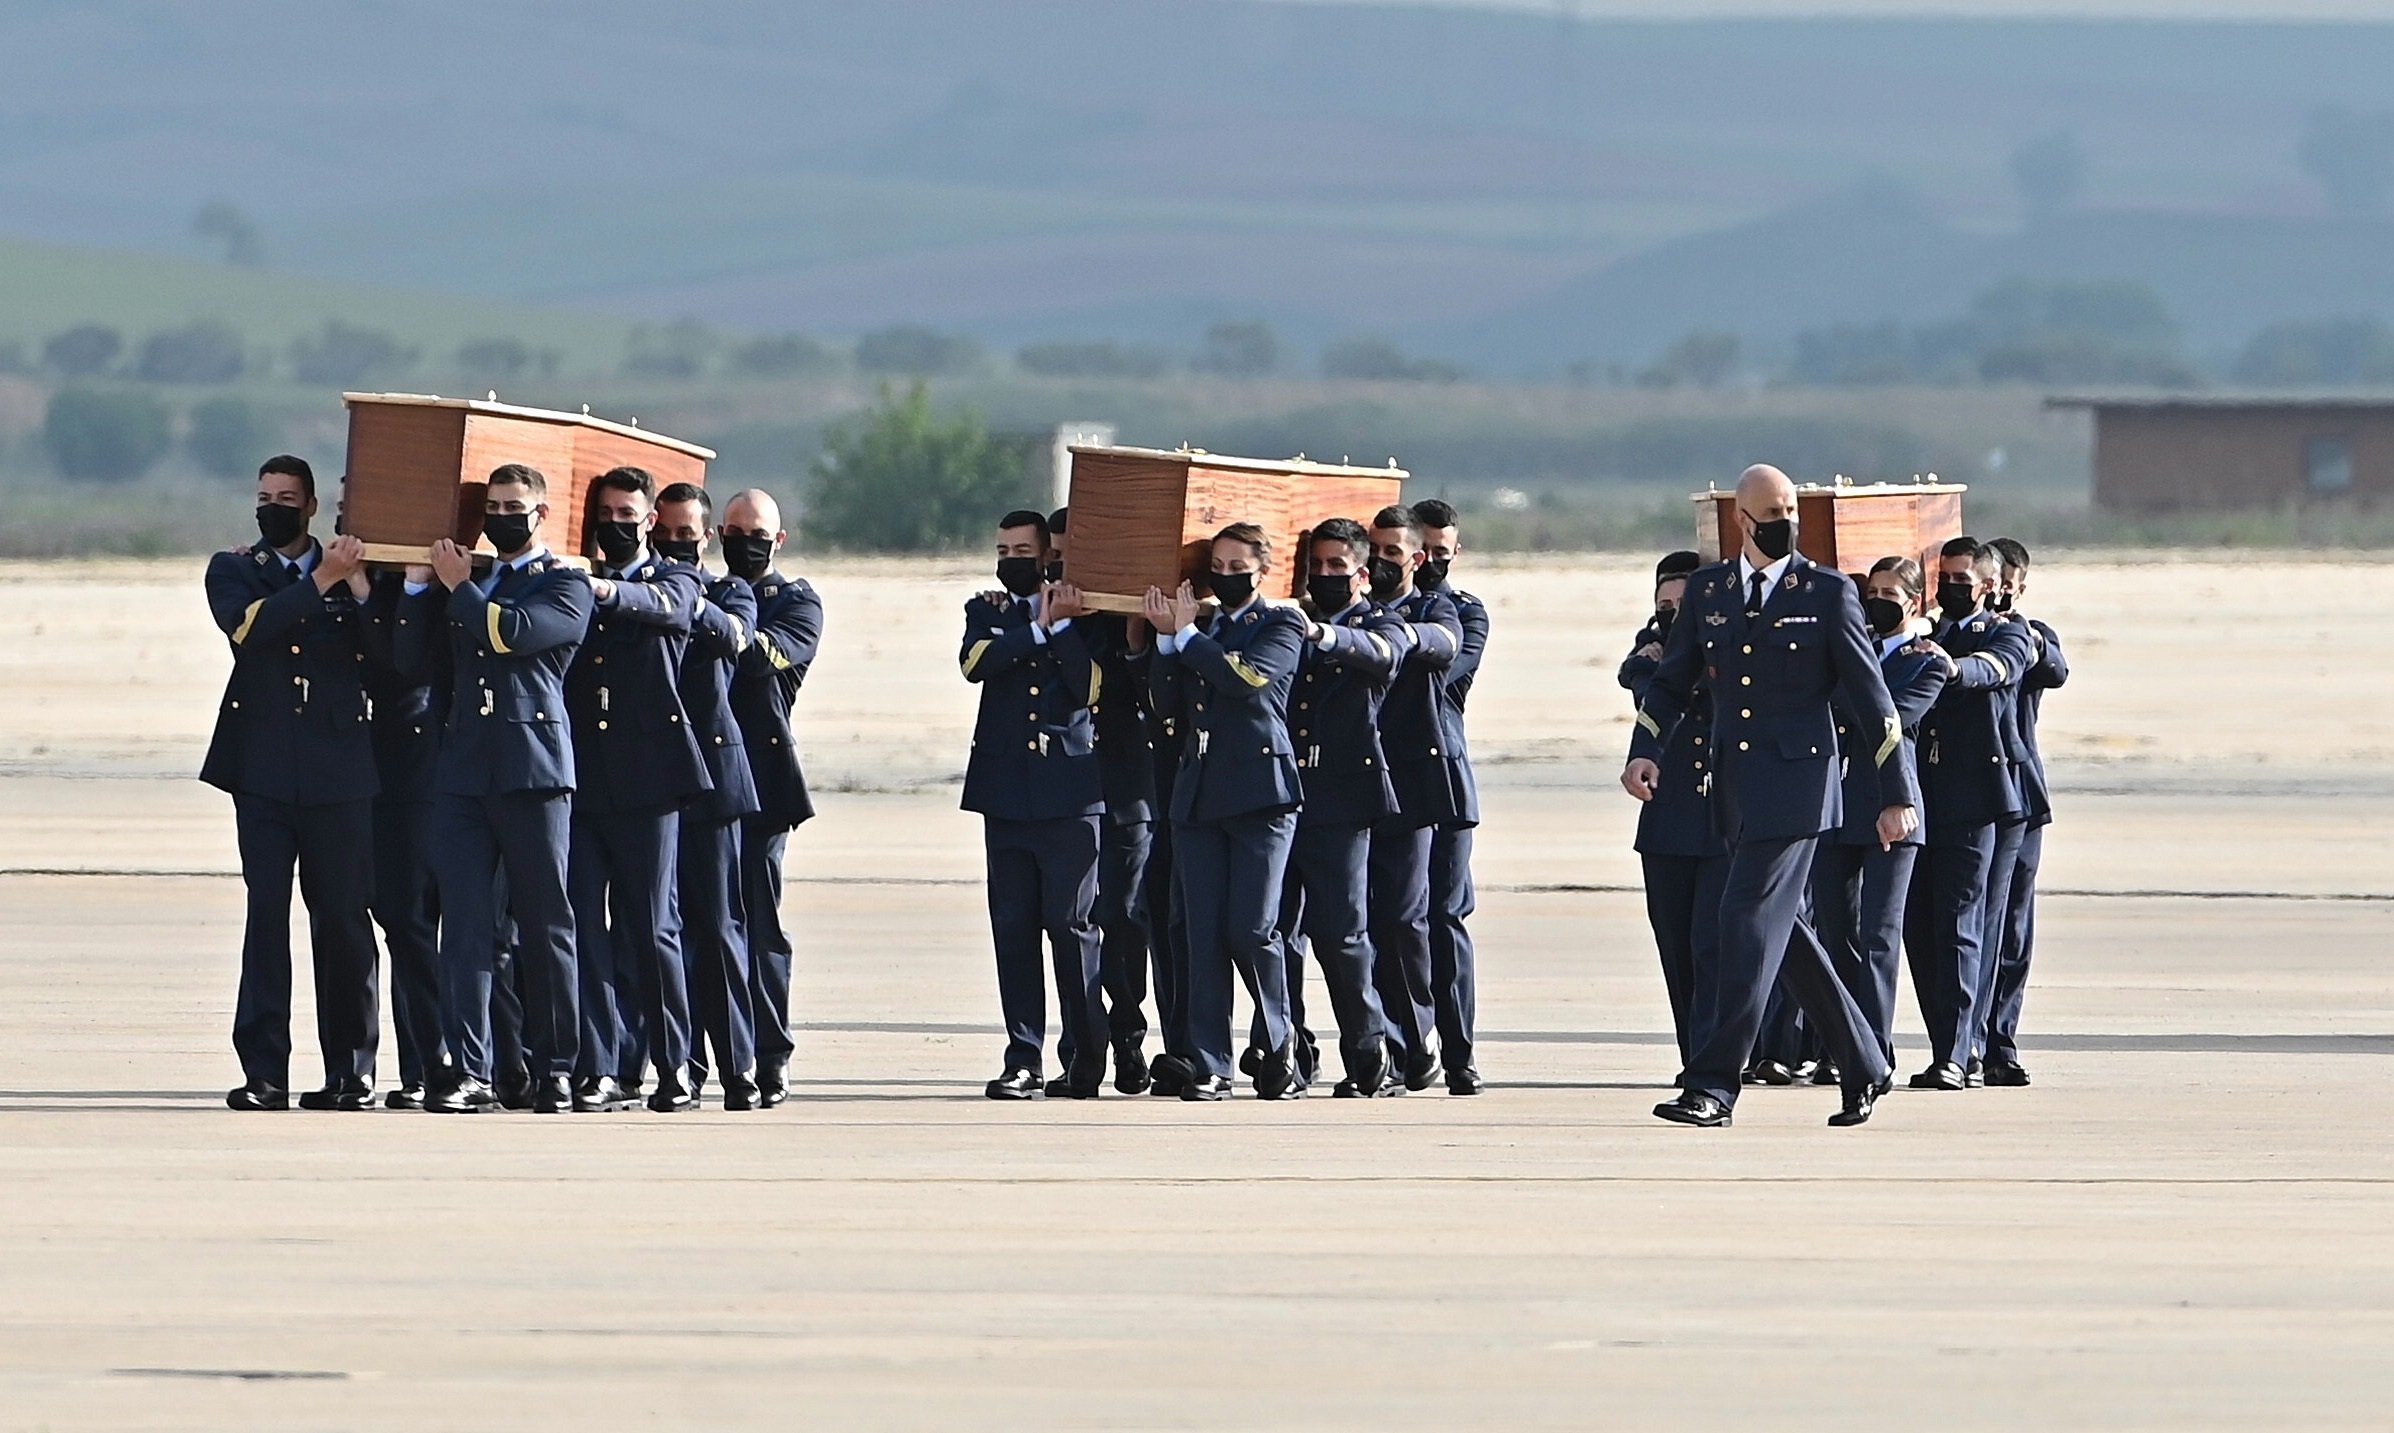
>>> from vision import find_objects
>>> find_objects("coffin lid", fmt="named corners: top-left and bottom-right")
top-left (1691, 475), bottom-right (1968, 501)
top-left (1070, 443), bottom-right (1407, 482)
top-left (342, 391), bottom-right (717, 461)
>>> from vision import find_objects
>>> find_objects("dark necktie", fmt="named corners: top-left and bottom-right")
top-left (1746, 571), bottom-right (1767, 621)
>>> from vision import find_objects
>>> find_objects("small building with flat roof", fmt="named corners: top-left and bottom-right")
top-left (2047, 394), bottom-right (2394, 514)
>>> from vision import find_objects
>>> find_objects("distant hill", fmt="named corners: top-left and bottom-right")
top-left (5, 2), bottom-right (2394, 365)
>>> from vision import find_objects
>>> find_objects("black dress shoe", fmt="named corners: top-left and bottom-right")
top-left (1237, 1046), bottom-right (1265, 1079)
top-left (758, 1055), bottom-right (791, 1107)
top-left (1445, 1064), bottom-right (1484, 1096)
top-left (1653, 1091), bottom-right (1732, 1127)
top-left (573, 1076), bottom-right (632, 1113)
top-left (1872, 1073), bottom-right (1895, 1099)
top-left (1982, 1060), bottom-right (2031, 1087)
top-left (723, 1073), bottom-right (762, 1111)
top-left (225, 1079), bottom-right (289, 1112)
top-left (1964, 1056), bottom-right (1985, 1088)
top-left (1146, 1053), bottom-right (1194, 1098)
top-left (1179, 1074), bottom-right (1234, 1101)
top-left (533, 1074), bottom-right (573, 1114)
top-left (384, 1083), bottom-right (427, 1111)
top-left (1908, 1061), bottom-right (1967, 1091)
top-left (1253, 1041), bottom-right (1301, 1100)
top-left (1749, 1059), bottom-right (1796, 1086)
top-left (1828, 1084), bottom-right (1876, 1127)
top-left (1401, 1046), bottom-right (1441, 1092)
top-left (985, 1068), bottom-right (1044, 1101)
top-left (1112, 1038), bottom-right (1151, 1095)
top-left (647, 1079), bottom-right (699, 1113)
top-left (495, 1070), bottom-right (536, 1111)
top-left (1809, 1060), bottom-right (1841, 1087)
top-left (298, 1076), bottom-right (373, 1111)
top-left (425, 1077), bottom-right (497, 1114)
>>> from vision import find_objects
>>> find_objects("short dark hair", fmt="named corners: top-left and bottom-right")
top-left (1310, 517), bottom-right (1371, 564)
top-left (658, 481), bottom-right (709, 514)
top-left (1213, 521), bottom-right (1271, 568)
top-left (1940, 536), bottom-right (1981, 560)
top-left (1370, 504), bottom-right (1423, 544)
top-left (594, 465), bottom-right (656, 501)
top-left (487, 463), bottom-right (548, 497)
top-left (999, 509), bottom-right (1051, 546)
top-left (258, 454), bottom-right (315, 499)
top-left (1869, 554), bottom-right (1926, 602)
top-left (1655, 549), bottom-right (1702, 583)
top-left (1409, 498), bottom-right (1459, 530)
top-left (1048, 506), bottom-right (1069, 535)
top-left (1987, 536), bottom-right (2030, 572)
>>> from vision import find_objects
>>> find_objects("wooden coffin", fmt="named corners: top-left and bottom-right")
top-left (1695, 479), bottom-right (1966, 583)
top-left (1061, 446), bottom-right (1406, 614)
top-left (341, 393), bottom-right (714, 565)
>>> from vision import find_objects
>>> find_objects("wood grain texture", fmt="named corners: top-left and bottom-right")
top-left (1062, 447), bottom-right (1403, 607)
top-left (1697, 485), bottom-right (1965, 581)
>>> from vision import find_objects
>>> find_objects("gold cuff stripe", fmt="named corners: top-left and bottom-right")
top-left (1874, 715), bottom-right (1902, 768)
top-left (1225, 655), bottom-right (1271, 689)
top-left (760, 633), bottom-right (793, 671)
top-left (1089, 663), bottom-right (1103, 706)
top-left (728, 615), bottom-right (750, 651)
top-left (1981, 654), bottom-right (2008, 683)
top-left (1635, 707), bottom-right (1661, 739)
top-left (486, 600), bottom-right (512, 655)
top-left (961, 639), bottom-right (993, 677)
top-left (231, 599), bottom-right (263, 645)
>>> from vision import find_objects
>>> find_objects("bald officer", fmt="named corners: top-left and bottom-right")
top-left (1623, 465), bottom-right (1916, 1128)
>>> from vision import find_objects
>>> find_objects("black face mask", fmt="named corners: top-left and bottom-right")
top-left (255, 503), bottom-right (307, 550)
top-left (654, 536), bottom-right (701, 565)
top-left (1307, 575), bottom-right (1358, 615)
top-left (1653, 606), bottom-right (1677, 644)
top-left (1365, 556), bottom-right (1407, 599)
top-left (720, 533), bottom-right (774, 581)
top-left (1043, 560), bottom-right (1065, 584)
top-left (1208, 571), bottom-right (1256, 609)
top-left (1991, 591), bottom-right (2015, 614)
top-left (594, 520), bottom-right (645, 567)
top-left (1864, 596), bottom-right (1910, 636)
top-left (995, 556), bottom-right (1043, 597)
top-left (1417, 557), bottom-right (1451, 590)
top-left (1936, 579), bottom-right (1980, 620)
top-left (1748, 516), bottom-right (1796, 561)
top-left (482, 511), bottom-right (536, 557)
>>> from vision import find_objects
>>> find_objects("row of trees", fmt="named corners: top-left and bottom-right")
top-left (37, 388), bottom-right (280, 483)
top-left (3, 320), bottom-right (565, 388)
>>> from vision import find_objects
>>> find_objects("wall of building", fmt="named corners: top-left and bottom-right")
top-left (2092, 407), bottom-right (2394, 513)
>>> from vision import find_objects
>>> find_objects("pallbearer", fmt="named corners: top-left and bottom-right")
top-left (203, 455), bottom-right (381, 1111)
top-left (960, 510), bottom-right (1109, 1100)
top-left (1811, 557), bottom-right (1945, 1070)
top-left (1047, 506), bottom-right (1157, 1094)
top-left (1143, 523), bottom-right (1307, 1101)
top-left (564, 466), bottom-right (712, 1113)
top-left (362, 558), bottom-right (448, 1109)
top-left (1624, 465), bottom-right (1911, 1129)
top-left (1272, 517), bottom-right (1406, 1098)
top-left (721, 489), bottom-right (823, 1107)
top-left (1619, 549), bottom-right (1719, 1063)
top-left (1972, 537), bottom-right (2067, 1086)
top-left (398, 463), bottom-right (592, 1114)
top-left (657, 482), bottom-right (764, 1110)
top-left (1903, 537), bottom-right (2030, 1092)
top-left (1364, 505), bottom-right (1470, 1093)
top-left (1409, 499), bottom-right (1488, 1094)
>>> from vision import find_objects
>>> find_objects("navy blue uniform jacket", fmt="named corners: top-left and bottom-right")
top-left (361, 571), bottom-right (443, 800)
top-left (396, 555), bottom-right (594, 797)
top-left (1629, 554), bottom-right (1917, 843)
top-left (959, 597), bottom-right (1103, 822)
top-left (565, 554), bottom-right (712, 819)
top-left (1378, 586), bottom-right (1477, 828)
top-left (1917, 609), bottom-right (2034, 833)
top-left (1620, 623), bottom-right (1723, 859)
top-left (1289, 600), bottom-right (1409, 828)
top-left (1148, 598), bottom-right (1307, 826)
top-left (1831, 641), bottom-right (1947, 847)
top-left (201, 542), bottom-right (378, 806)
top-left (1082, 614), bottom-right (1160, 825)
top-left (732, 571), bottom-right (824, 830)
top-left (683, 573), bottom-right (761, 823)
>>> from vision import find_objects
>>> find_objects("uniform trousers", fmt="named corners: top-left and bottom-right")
top-left (1428, 825), bottom-right (1478, 1073)
top-left (983, 814), bottom-right (1106, 1077)
top-left (231, 794), bottom-right (379, 1087)
top-left (1174, 807), bottom-right (1297, 1081)
top-left (429, 790), bottom-right (576, 1085)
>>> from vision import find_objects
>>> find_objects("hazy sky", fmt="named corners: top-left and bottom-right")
top-left (1287, 0), bottom-right (2394, 17)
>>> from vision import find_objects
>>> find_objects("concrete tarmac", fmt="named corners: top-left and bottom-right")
top-left (1, 554), bottom-right (2389, 1429)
